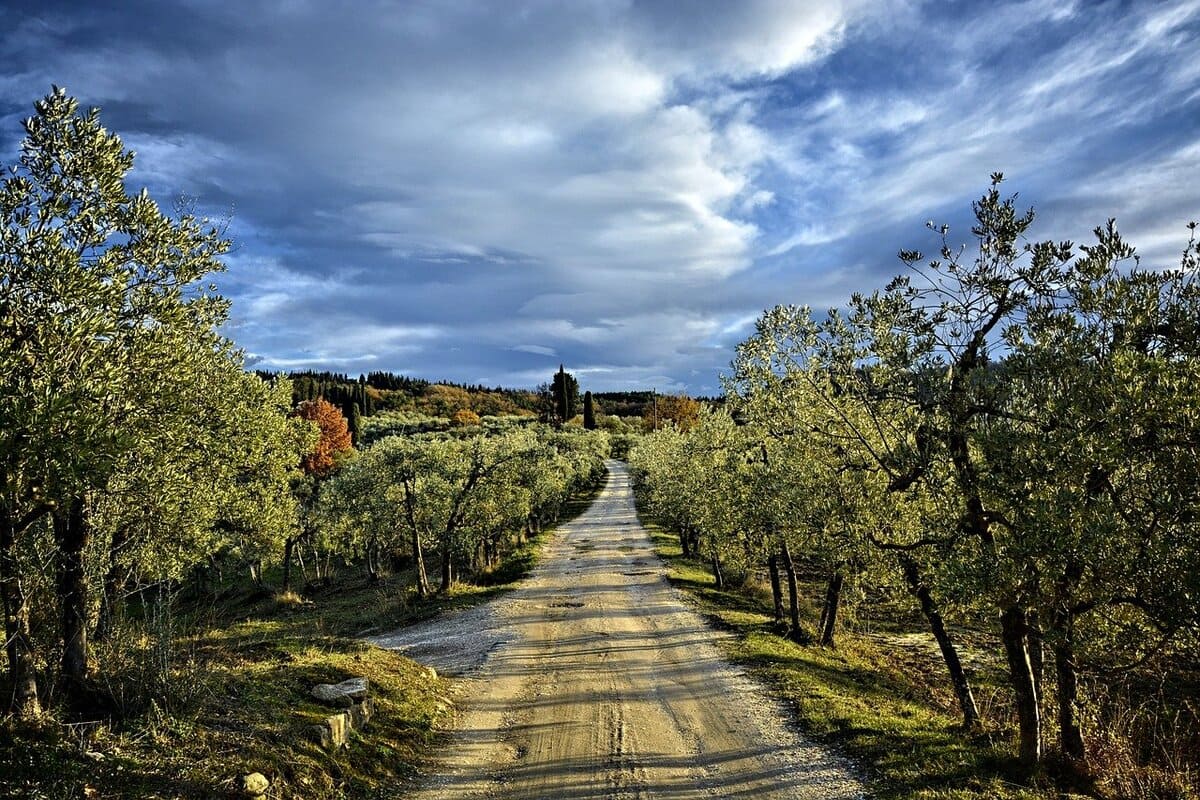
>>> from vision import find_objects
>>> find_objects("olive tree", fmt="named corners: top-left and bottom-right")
top-left (731, 178), bottom-right (1200, 769)
top-left (985, 222), bottom-right (1200, 765)
top-left (0, 88), bottom-right (297, 712)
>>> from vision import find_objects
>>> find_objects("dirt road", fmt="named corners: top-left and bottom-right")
top-left (370, 461), bottom-right (866, 799)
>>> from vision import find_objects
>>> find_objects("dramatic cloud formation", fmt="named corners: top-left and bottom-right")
top-left (2, 0), bottom-right (1196, 392)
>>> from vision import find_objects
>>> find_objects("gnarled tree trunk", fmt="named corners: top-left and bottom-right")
top-left (1052, 620), bottom-right (1084, 763)
top-left (1052, 558), bottom-right (1086, 763)
top-left (1027, 609), bottom-right (1044, 704)
top-left (901, 557), bottom-right (980, 729)
top-left (281, 534), bottom-right (298, 592)
top-left (710, 553), bottom-right (724, 590)
top-left (411, 528), bottom-right (430, 597)
top-left (818, 568), bottom-right (844, 647)
top-left (779, 541), bottom-right (811, 644)
top-left (438, 538), bottom-right (453, 594)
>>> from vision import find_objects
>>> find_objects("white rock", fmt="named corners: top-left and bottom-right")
top-left (311, 677), bottom-right (369, 706)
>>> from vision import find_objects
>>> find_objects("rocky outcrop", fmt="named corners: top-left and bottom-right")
top-left (311, 676), bottom-right (369, 707)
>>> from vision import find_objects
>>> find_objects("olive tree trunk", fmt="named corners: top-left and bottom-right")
top-left (1050, 558), bottom-right (1086, 764)
top-left (710, 553), bottom-right (724, 590)
top-left (281, 535), bottom-right (298, 592)
top-left (900, 557), bottom-right (980, 729)
top-left (438, 538), bottom-right (453, 594)
top-left (768, 554), bottom-right (784, 625)
top-left (779, 541), bottom-right (812, 644)
top-left (54, 499), bottom-right (91, 704)
top-left (1, 509), bottom-right (41, 716)
top-left (1000, 604), bottom-right (1042, 768)
top-left (411, 528), bottom-right (430, 597)
top-left (818, 569), bottom-right (844, 647)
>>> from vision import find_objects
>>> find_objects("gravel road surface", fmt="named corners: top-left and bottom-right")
top-left (370, 460), bottom-right (866, 799)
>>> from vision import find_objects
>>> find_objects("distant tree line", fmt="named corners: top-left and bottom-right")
top-left (590, 391), bottom-right (655, 417)
top-left (250, 367), bottom-right (714, 434)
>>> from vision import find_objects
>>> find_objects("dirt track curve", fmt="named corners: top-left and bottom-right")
top-left (370, 460), bottom-right (866, 800)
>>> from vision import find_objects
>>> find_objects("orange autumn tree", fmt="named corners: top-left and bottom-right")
top-left (451, 408), bottom-right (482, 427)
top-left (645, 394), bottom-right (702, 432)
top-left (282, 398), bottom-right (352, 591)
top-left (294, 398), bottom-right (353, 477)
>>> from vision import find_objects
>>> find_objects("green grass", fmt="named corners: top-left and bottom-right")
top-left (1, 608), bottom-right (450, 799)
top-left (645, 526), bottom-right (1059, 800)
top-left (0, 484), bottom-right (604, 800)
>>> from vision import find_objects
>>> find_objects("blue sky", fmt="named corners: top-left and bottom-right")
top-left (2, 0), bottom-right (1197, 394)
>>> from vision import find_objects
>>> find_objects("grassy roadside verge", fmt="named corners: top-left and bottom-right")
top-left (2, 592), bottom-right (454, 800)
top-left (643, 520), bottom-right (1058, 800)
top-left (1, 481), bottom-right (604, 800)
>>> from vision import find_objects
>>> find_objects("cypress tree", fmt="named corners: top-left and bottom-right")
top-left (552, 364), bottom-right (579, 423)
top-left (583, 391), bottom-right (596, 429)
top-left (348, 402), bottom-right (363, 445)
top-left (361, 384), bottom-right (373, 415)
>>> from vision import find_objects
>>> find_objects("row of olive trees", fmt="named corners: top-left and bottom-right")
top-left (631, 177), bottom-right (1200, 774)
top-left (1, 89), bottom-right (316, 716)
top-left (316, 425), bottom-right (609, 597)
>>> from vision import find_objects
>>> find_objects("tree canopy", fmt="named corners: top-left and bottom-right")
top-left (294, 398), bottom-right (353, 477)
top-left (632, 178), bottom-right (1200, 776)
top-left (0, 87), bottom-right (309, 714)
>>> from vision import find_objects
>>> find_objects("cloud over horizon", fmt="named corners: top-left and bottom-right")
top-left (2, 0), bottom-right (1196, 393)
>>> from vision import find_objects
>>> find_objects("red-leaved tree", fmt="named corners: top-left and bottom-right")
top-left (294, 398), bottom-right (352, 477)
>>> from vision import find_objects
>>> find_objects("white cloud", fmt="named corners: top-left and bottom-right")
top-left (511, 344), bottom-right (557, 357)
top-left (768, 224), bottom-right (850, 256)
top-left (634, 0), bottom-right (854, 80)
top-left (1057, 138), bottom-right (1200, 266)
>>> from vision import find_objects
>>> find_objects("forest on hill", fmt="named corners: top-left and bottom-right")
top-left (249, 369), bottom-right (707, 447)
top-left (255, 370), bottom-right (705, 425)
